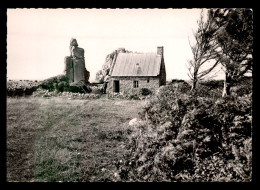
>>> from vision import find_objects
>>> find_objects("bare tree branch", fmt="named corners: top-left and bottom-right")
top-left (187, 9), bottom-right (220, 91)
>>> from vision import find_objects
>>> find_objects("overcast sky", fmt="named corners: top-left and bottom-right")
top-left (7, 8), bottom-right (224, 82)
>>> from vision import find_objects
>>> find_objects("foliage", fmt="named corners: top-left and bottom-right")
top-left (7, 75), bottom-right (94, 97)
top-left (7, 76), bottom-right (252, 182)
top-left (38, 75), bottom-right (69, 92)
top-left (171, 79), bottom-right (186, 83)
top-left (90, 85), bottom-right (104, 94)
top-left (116, 81), bottom-right (252, 182)
top-left (39, 75), bottom-right (92, 93)
top-left (105, 87), bottom-right (155, 100)
top-left (208, 9), bottom-right (253, 96)
top-left (7, 80), bottom-right (39, 97)
top-left (95, 70), bottom-right (105, 83)
top-left (139, 88), bottom-right (153, 96)
top-left (191, 80), bottom-right (223, 99)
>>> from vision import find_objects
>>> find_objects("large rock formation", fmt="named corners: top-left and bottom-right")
top-left (64, 38), bottom-right (90, 83)
top-left (95, 48), bottom-right (133, 83)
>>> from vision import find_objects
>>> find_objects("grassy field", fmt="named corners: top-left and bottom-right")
top-left (7, 96), bottom-right (143, 182)
top-left (6, 77), bottom-right (252, 182)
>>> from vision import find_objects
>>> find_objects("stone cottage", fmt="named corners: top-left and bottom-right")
top-left (107, 46), bottom-right (166, 93)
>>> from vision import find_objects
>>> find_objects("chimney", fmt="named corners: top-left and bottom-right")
top-left (157, 46), bottom-right (163, 56)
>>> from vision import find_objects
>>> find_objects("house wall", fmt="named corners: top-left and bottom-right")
top-left (107, 77), bottom-right (160, 94)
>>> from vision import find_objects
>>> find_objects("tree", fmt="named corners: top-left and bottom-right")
top-left (209, 9), bottom-right (253, 97)
top-left (187, 10), bottom-right (221, 91)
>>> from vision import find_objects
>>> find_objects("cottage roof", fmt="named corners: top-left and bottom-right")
top-left (110, 52), bottom-right (162, 77)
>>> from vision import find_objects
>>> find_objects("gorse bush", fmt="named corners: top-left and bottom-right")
top-left (140, 83), bottom-right (194, 125)
top-left (38, 75), bottom-right (92, 93)
top-left (117, 81), bottom-right (252, 182)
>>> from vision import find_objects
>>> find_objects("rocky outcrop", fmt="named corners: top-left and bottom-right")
top-left (95, 48), bottom-right (133, 83)
top-left (64, 38), bottom-right (90, 83)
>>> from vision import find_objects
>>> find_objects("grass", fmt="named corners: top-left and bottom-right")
top-left (6, 96), bottom-right (143, 182)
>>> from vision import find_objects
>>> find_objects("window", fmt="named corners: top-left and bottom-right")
top-left (147, 79), bottom-right (150, 83)
top-left (133, 80), bottom-right (139, 88)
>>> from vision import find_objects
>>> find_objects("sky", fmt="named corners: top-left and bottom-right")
top-left (7, 8), bottom-right (224, 82)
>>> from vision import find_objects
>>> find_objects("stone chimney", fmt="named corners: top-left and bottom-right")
top-left (157, 46), bottom-right (164, 56)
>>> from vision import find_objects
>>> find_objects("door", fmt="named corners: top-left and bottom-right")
top-left (113, 80), bottom-right (120, 93)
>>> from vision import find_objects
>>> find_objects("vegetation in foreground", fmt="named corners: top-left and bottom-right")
top-left (117, 79), bottom-right (252, 182)
top-left (6, 77), bottom-right (252, 182)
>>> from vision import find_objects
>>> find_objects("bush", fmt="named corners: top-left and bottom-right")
top-left (139, 88), bottom-right (153, 96)
top-left (231, 77), bottom-right (252, 96)
top-left (38, 75), bottom-right (69, 92)
top-left (171, 79), bottom-right (185, 83)
top-left (57, 81), bottom-right (70, 92)
top-left (109, 88), bottom-right (155, 100)
top-left (116, 82), bottom-right (252, 182)
top-left (91, 86), bottom-right (103, 94)
top-left (37, 75), bottom-right (92, 93)
top-left (200, 80), bottom-right (224, 89)
top-left (7, 80), bottom-right (39, 97)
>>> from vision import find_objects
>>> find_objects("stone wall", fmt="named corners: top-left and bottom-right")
top-left (107, 77), bottom-right (160, 94)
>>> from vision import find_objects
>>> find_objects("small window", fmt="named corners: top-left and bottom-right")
top-left (133, 80), bottom-right (139, 88)
top-left (147, 79), bottom-right (150, 83)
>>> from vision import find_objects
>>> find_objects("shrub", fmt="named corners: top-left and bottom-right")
top-left (139, 88), bottom-right (153, 96)
top-left (200, 80), bottom-right (224, 89)
top-left (91, 86), bottom-right (103, 94)
top-left (7, 80), bottom-right (38, 97)
top-left (171, 79), bottom-right (185, 83)
top-left (110, 88), bottom-right (154, 100)
top-left (37, 75), bottom-right (92, 93)
top-left (38, 75), bottom-right (69, 92)
top-left (57, 81), bottom-right (69, 92)
top-left (117, 82), bottom-right (252, 182)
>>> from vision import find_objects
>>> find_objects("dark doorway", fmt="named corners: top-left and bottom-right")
top-left (113, 80), bottom-right (120, 93)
